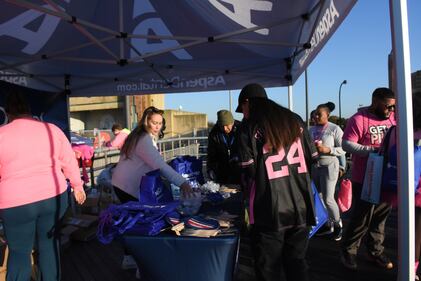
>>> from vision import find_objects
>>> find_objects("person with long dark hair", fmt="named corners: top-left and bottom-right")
top-left (0, 92), bottom-right (86, 281)
top-left (238, 96), bottom-right (317, 281)
top-left (112, 106), bottom-right (192, 202)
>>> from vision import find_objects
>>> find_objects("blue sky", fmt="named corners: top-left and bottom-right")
top-left (165, 0), bottom-right (421, 123)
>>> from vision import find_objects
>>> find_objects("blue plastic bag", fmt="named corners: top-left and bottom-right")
top-left (139, 169), bottom-right (173, 204)
top-left (169, 156), bottom-right (204, 184)
top-left (382, 144), bottom-right (421, 193)
top-left (309, 182), bottom-right (329, 238)
top-left (97, 201), bottom-right (179, 244)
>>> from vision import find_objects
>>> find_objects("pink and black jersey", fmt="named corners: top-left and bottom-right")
top-left (238, 116), bottom-right (318, 231)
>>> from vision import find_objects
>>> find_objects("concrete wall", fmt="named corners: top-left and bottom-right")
top-left (163, 109), bottom-right (207, 138)
top-left (70, 109), bottom-right (126, 131)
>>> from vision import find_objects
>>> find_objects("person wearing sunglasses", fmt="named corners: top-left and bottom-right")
top-left (340, 87), bottom-right (396, 271)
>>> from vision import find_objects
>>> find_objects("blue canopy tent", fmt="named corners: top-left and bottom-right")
top-left (0, 0), bottom-right (355, 97)
top-left (0, 0), bottom-right (416, 280)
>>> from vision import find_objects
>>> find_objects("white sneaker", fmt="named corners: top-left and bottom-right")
top-left (121, 255), bottom-right (138, 270)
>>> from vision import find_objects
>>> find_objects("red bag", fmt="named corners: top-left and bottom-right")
top-left (337, 179), bottom-right (352, 212)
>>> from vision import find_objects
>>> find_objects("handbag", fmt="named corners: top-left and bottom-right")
top-left (381, 126), bottom-right (421, 193)
top-left (361, 152), bottom-right (384, 204)
top-left (309, 182), bottom-right (329, 238)
top-left (337, 179), bottom-right (352, 212)
top-left (139, 169), bottom-right (173, 205)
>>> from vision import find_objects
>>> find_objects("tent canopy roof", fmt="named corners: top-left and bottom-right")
top-left (0, 0), bottom-right (356, 96)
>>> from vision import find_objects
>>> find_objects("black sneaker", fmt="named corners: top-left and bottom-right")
top-left (315, 222), bottom-right (333, 236)
top-left (368, 253), bottom-right (393, 269)
top-left (333, 220), bottom-right (343, 241)
top-left (340, 251), bottom-right (357, 270)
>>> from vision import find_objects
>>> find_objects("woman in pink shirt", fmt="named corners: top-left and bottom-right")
top-left (107, 123), bottom-right (130, 149)
top-left (0, 93), bottom-right (86, 281)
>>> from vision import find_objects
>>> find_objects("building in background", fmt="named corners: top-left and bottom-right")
top-left (389, 52), bottom-right (420, 94)
top-left (163, 109), bottom-right (208, 138)
top-left (69, 96), bottom-right (126, 131)
top-left (412, 70), bottom-right (421, 93)
top-left (69, 94), bottom-right (165, 132)
top-left (70, 94), bottom-right (208, 140)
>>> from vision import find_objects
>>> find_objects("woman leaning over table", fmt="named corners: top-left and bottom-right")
top-left (112, 106), bottom-right (193, 202)
top-left (0, 92), bottom-right (86, 281)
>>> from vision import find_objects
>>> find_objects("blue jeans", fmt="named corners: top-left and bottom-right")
top-left (0, 191), bottom-right (68, 281)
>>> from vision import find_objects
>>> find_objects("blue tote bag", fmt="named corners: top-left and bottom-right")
top-left (139, 169), bottom-right (173, 205)
top-left (309, 182), bottom-right (329, 238)
top-left (169, 156), bottom-right (204, 184)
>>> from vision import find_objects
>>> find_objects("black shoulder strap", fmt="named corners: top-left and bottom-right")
top-left (381, 125), bottom-right (396, 181)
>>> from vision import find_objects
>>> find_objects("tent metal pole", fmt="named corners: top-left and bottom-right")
top-left (125, 96), bottom-right (131, 130)
top-left (8, 0), bottom-right (120, 36)
top-left (130, 15), bottom-right (303, 62)
top-left (305, 69), bottom-right (309, 127)
top-left (288, 85), bottom-right (293, 111)
top-left (119, 0), bottom-right (124, 59)
top-left (229, 90), bottom-right (232, 113)
top-left (389, 1), bottom-right (415, 281)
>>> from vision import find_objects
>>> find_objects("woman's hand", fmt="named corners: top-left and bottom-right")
top-left (180, 182), bottom-right (193, 198)
top-left (74, 189), bottom-right (86, 205)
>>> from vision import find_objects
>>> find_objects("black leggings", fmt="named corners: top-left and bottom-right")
top-left (251, 225), bottom-right (310, 281)
top-left (113, 186), bottom-right (137, 203)
top-left (416, 207), bottom-right (421, 263)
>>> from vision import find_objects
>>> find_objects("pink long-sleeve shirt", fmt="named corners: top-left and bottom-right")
top-left (110, 128), bottom-right (130, 149)
top-left (0, 118), bottom-right (83, 209)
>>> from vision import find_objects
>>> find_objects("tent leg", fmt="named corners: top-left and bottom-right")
top-left (288, 85), bottom-right (293, 111)
top-left (389, 1), bottom-right (415, 281)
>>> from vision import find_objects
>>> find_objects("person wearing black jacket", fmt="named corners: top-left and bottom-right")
top-left (207, 110), bottom-right (241, 184)
top-left (236, 84), bottom-right (318, 281)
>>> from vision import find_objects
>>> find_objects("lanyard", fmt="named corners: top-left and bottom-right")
top-left (221, 133), bottom-right (234, 156)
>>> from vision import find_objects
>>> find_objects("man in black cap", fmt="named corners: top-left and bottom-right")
top-left (207, 110), bottom-right (241, 184)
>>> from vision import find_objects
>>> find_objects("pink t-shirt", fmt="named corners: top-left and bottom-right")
top-left (110, 128), bottom-right (130, 149)
top-left (343, 108), bottom-right (396, 184)
top-left (0, 118), bottom-right (83, 209)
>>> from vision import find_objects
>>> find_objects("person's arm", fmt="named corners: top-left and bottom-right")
top-left (237, 123), bottom-right (256, 180)
top-left (342, 113), bottom-right (375, 156)
top-left (58, 129), bottom-right (86, 204)
top-left (329, 125), bottom-right (346, 156)
top-left (342, 139), bottom-right (376, 156)
top-left (135, 135), bottom-right (191, 190)
top-left (206, 130), bottom-right (218, 180)
top-left (301, 126), bottom-right (319, 173)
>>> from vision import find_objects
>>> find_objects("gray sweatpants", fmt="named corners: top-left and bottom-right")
top-left (312, 157), bottom-right (340, 223)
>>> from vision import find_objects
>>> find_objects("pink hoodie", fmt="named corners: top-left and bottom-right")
top-left (109, 128), bottom-right (130, 149)
top-left (0, 118), bottom-right (83, 209)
